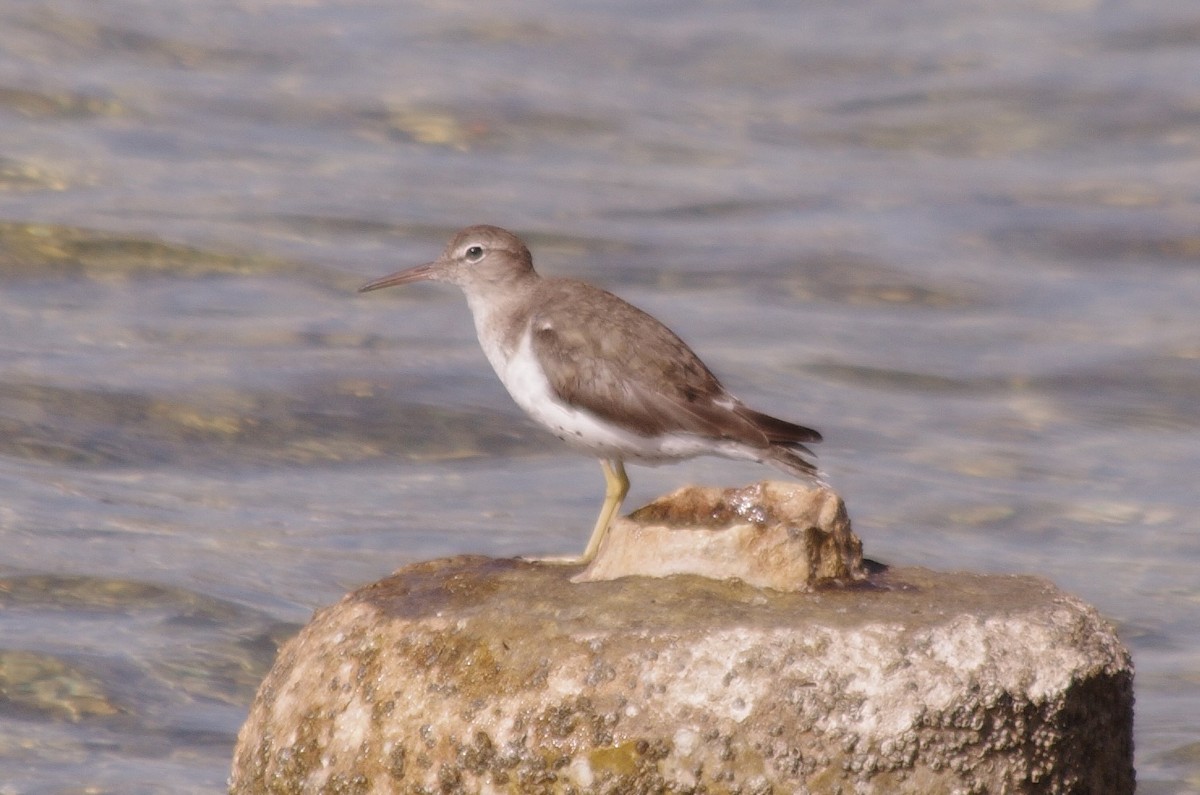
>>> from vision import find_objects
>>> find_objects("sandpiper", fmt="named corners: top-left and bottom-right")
top-left (360, 225), bottom-right (822, 562)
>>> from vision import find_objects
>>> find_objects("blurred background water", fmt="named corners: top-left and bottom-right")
top-left (0, 0), bottom-right (1197, 791)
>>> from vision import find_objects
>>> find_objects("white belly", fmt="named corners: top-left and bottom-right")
top-left (489, 328), bottom-right (761, 466)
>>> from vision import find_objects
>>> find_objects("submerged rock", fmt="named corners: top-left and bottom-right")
top-left (231, 483), bottom-right (1134, 793)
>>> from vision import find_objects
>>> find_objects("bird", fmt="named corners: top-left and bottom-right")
top-left (359, 225), bottom-right (822, 562)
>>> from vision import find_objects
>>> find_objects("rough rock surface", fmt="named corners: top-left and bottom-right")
top-left (575, 481), bottom-right (865, 591)
top-left (231, 559), bottom-right (1133, 794)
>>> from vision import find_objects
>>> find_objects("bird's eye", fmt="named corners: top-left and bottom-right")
top-left (464, 245), bottom-right (485, 262)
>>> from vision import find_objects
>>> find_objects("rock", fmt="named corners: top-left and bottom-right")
top-left (231, 559), bottom-right (1134, 794)
top-left (575, 481), bottom-right (865, 591)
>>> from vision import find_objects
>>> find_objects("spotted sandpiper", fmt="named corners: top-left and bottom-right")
top-left (360, 225), bottom-right (822, 562)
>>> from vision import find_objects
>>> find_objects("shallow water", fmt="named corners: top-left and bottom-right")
top-left (1, 0), bottom-right (1198, 791)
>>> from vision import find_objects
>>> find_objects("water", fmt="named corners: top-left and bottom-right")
top-left (1, 0), bottom-right (1198, 791)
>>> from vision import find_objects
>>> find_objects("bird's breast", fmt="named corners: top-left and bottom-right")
top-left (492, 328), bottom-right (691, 462)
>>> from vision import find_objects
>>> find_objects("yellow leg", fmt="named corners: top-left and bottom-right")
top-left (581, 458), bottom-right (628, 563)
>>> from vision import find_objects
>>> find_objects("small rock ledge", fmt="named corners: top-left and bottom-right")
top-left (576, 481), bottom-right (865, 590)
top-left (231, 482), bottom-right (1134, 794)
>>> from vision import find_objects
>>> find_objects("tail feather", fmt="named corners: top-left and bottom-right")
top-left (737, 406), bottom-right (823, 445)
top-left (765, 444), bottom-right (821, 479)
top-left (736, 406), bottom-right (823, 481)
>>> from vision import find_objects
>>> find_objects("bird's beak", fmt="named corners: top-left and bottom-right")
top-left (358, 260), bottom-right (442, 293)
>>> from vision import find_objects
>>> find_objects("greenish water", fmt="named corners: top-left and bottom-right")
top-left (1, 1), bottom-right (1198, 791)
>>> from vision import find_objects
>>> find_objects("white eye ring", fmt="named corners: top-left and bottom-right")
top-left (464, 245), bottom-right (485, 262)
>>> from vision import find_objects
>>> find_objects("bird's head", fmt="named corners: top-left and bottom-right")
top-left (359, 225), bottom-right (535, 295)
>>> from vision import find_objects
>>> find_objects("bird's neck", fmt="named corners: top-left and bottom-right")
top-left (462, 274), bottom-right (540, 374)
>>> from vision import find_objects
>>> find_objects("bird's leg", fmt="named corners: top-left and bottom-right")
top-left (580, 458), bottom-right (629, 563)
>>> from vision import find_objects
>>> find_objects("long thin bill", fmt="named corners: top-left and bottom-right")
top-left (358, 261), bottom-right (441, 292)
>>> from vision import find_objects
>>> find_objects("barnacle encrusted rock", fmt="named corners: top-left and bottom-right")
top-left (575, 481), bottom-right (865, 590)
top-left (231, 483), bottom-right (1133, 793)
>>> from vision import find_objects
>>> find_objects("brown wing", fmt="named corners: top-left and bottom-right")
top-left (529, 278), bottom-right (813, 452)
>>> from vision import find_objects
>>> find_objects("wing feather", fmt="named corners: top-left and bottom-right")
top-left (529, 278), bottom-right (819, 470)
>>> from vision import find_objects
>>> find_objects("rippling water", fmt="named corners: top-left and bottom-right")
top-left (1, 1), bottom-right (1198, 791)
